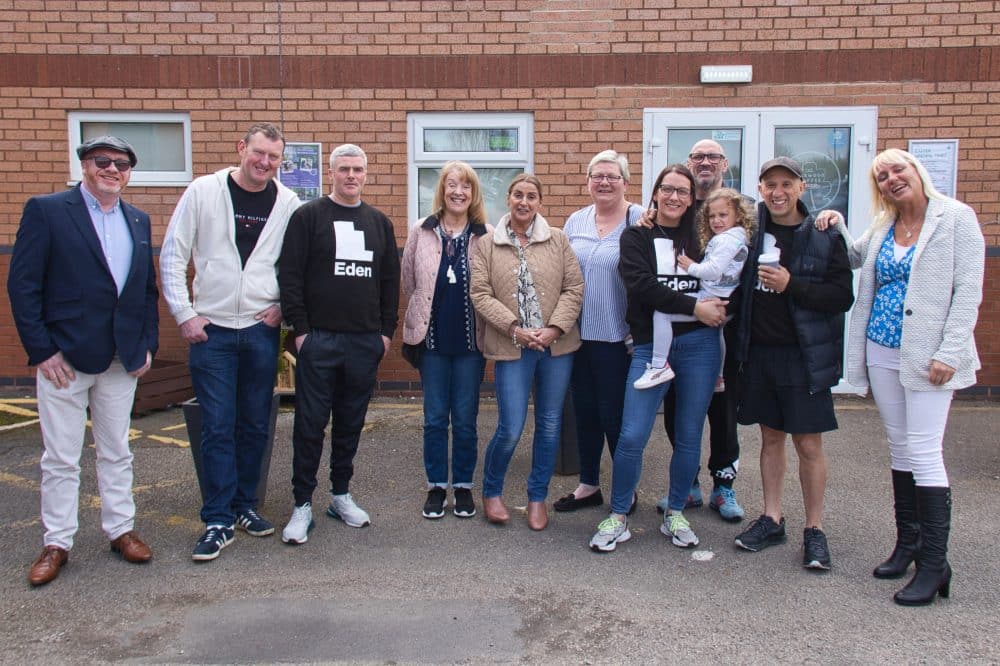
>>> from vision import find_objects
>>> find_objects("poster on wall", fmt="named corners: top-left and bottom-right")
top-left (907, 139), bottom-right (958, 199)
top-left (278, 142), bottom-right (322, 201)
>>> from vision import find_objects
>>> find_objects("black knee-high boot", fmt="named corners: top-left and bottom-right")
top-left (894, 486), bottom-right (952, 606)
top-left (873, 469), bottom-right (920, 579)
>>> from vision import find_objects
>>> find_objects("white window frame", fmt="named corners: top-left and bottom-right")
top-left (68, 111), bottom-right (193, 186)
top-left (407, 112), bottom-right (534, 226)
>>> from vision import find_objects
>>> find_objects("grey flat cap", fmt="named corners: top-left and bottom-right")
top-left (759, 156), bottom-right (803, 180)
top-left (76, 135), bottom-right (138, 167)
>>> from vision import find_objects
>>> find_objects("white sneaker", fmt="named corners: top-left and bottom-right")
top-left (327, 493), bottom-right (371, 528)
top-left (589, 516), bottom-right (632, 553)
top-left (661, 511), bottom-right (699, 548)
top-left (282, 503), bottom-right (315, 545)
top-left (633, 363), bottom-right (675, 390)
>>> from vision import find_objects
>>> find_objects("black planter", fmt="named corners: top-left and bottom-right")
top-left (182, 393), bottom-right (280, 506)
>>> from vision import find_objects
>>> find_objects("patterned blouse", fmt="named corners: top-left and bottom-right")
top-left (866, 224), bottom-right (915, 349)
top-left (426, 225), bottom-right (477, 353)
top-left (507, 222), bottom-right (544, 329)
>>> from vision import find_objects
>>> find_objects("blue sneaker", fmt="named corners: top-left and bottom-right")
top-left (192, 524), bottom-right (234, 562)
top-left (658, 481), bottom-right (703, 514)
top-left (236, 508), bottom-right (275, 536)
top-left (708, 486), bottom-right (745, 522)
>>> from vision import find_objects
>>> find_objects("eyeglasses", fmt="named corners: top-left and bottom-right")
top-left (589, 174), bottom-right (623, 183)
top-left (86, 156), bottom-right (132, 171)
top-left (658, 185), bottom-right (692, 198)
top-left (688, 153), bottom-right (725, 164)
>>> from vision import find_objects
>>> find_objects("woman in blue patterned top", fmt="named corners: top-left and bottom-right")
top-left (821, 148), bottom-right (984, 606)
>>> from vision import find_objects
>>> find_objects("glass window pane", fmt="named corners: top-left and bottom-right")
top-left (418, 167), bottom-right (523, 225)
top-left (423, 128), bottom-right (519, 153)
top-left (666, 128), bottom-right (743, 190)
top-left (81, 121), bottom-right (185, 172)
top-left (773, 127), bottom-right (851, 220)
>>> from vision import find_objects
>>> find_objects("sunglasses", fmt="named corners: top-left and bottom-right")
top-left (86, 156), bottom-right (132, 171)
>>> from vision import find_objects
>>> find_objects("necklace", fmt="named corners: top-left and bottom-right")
top-left (897, 218), bottom-right (919, 239)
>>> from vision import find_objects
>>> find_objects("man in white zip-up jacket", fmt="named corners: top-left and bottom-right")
top-left (160, 123), bottom-right (301, 562)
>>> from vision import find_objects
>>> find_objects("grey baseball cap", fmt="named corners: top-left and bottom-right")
top-left (759, 156), bottom-right (803, 180)
top-left (76, 135), bottom-right (138, 167)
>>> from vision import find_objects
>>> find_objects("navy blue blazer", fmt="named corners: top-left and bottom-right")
top-left (7, 186), bottom-right (159, 375)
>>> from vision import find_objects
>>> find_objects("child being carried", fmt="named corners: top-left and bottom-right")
top-left (634, 188), bottom-right (756, 390)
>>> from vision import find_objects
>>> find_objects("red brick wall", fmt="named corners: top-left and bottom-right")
top-left (2, 1), bottom-right (999, 395)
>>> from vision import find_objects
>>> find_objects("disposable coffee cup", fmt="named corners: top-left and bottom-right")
top-left (759, 251), bottom-right (780, 269)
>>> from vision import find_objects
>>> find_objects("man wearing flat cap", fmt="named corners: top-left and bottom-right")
top-left (8, 135), bottom-right (159, 586)
top-left (730, 156), bottom-right (853, 572)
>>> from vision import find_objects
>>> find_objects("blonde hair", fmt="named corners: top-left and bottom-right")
top-left (696, 188), bottom-right (756, 251)
top-left (432, 160), bottom-right (487, 226)
top-left (869, 148), bottom-right (947, 227)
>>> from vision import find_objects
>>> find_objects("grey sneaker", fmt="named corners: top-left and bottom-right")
top-left (803, 527), bottom-right (832, 571)
top-left (281, 503), bottom-right (315, 545)
top-left (327, 493), bottom-right (371, 528)
top-left (661, 512), bottom-right (699, 548)
top-left (589, 516), bottom-right (631, 553)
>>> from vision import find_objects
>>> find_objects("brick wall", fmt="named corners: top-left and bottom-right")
top-left (2, 1), bottom-right (997, 56)
top-left (2, 1), bottom-right (999, 395)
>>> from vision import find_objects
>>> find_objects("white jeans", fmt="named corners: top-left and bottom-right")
top-left (867, 365), bottom-right (952, 487)
top-left (36, 362), bottom-right (138, 549)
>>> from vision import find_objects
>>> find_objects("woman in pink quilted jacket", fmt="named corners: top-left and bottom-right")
top-left (401, 161), bottom-right (491, 521)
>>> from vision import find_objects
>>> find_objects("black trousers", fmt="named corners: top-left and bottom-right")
top-left (291, 329), bottom-right (384, 505)
top-left (662, 324), bottom-right (740, 485)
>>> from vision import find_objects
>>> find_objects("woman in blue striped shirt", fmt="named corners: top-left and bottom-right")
top-left (554, 150), bottom-right (645, 514)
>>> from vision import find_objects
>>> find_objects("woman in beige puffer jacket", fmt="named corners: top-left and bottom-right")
top-left (470, 174), bottom-right (584, 531)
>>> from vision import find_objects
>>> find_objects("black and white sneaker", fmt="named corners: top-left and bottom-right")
top-left (453, 488), bottom-right (476, 518)
top-left (422, 487), bottom-right (447, 519)
top-left (735, 514), bottom-right (787, 552)
top-left (235, 508), bottom-right (275, 537)
top-left (803, 527), bottom-right (832, 571)
top-left (192, 524), bottom-right (234, 562)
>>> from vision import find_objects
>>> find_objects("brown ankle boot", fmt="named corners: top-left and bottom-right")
top-left (527, 501), bottom-right (548, 531)
top-left (483, 496), bottom-right (509, 524)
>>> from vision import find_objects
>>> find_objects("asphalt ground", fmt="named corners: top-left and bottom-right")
top-left (1, 395), bottom-right (999, 664)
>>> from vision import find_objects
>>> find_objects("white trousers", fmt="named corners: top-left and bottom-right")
top-left (867, 365), bottom-right (952, 487)
top-left (36, 362), bottom-right (138, 549)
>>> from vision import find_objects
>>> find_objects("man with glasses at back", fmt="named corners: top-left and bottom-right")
top-left (9, 136), bottom-right (159, 586)
top-left (161, 123), bottom-right (301, 562)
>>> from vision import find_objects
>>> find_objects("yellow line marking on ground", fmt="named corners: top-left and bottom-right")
top-left (0, 470), bottom-right (38, 490)
top-left (147, 434), bottom-right (190, 448)
top-left (0, 419), bottom-right (40, 432)
top-left (132, 478), bottom-right (189, 495)
top-left (161, 423), bottom-right (188, 432)
top-left (0, 403), bottom-right (40, 417)
top-left (8, 517), bottom-right (42, 529)
top-left (2, 398), bottom-right (38, 405)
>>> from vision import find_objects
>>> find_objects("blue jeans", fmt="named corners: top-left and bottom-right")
top-left (482, 349), bottom-right (574, 502)
top-left (610, 327), bottom-right (720, 514)
top-left (420, 349), bottom-right (485, 488)
top-left (570, 340), bottom-right (629, 487)
top-left (189, 322), bottom-right (279, 526)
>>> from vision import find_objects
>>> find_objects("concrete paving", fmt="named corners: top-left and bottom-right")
top-left (1, 395), bottom-right (998, 664)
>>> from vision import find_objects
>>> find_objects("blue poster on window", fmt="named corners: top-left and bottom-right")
top-left (278, 142), bottom-right (322, 201)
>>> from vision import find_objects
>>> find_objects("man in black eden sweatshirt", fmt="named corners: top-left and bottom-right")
top-left (731, 157), bottom-right (854, 572)
top-left (277, 144), bottom-right (400, 545)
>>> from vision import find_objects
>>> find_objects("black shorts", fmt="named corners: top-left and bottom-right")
top-left (737, 344), bottom-right (838, 435)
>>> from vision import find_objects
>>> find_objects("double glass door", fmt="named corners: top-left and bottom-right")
top-left (642, 106), bottom-right (879, 393)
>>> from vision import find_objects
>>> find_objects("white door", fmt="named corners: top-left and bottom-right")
top-left (642, 106), bottom-right (879, 393)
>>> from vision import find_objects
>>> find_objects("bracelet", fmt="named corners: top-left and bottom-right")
top-left (511, 325), bottom-right (521, 348)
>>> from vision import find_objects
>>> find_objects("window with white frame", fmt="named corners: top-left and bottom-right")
top-left (408, 113), bottom-right (533, 226)
top-left (68, 112), bottom-right (192, 186)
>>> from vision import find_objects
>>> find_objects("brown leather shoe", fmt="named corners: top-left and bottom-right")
top-left (28, 546), bottom-right (68, 586)
top-left (483, 496), bottom-right (510, 524)
top-left (110, 531), bottom-right (152, 563)
top-left (527, 501), bottom-right (549, 531)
